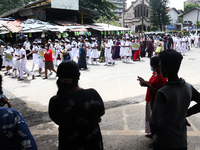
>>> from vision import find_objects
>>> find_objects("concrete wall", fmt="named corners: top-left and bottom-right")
top-left (183, 9), bottom-right (200, 24)
top-left (168, 9), bottom-right (178, 24)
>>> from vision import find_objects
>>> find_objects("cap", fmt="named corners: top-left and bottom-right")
top-left (85, 38), bottom-right (88, 41)
top-left (48, 39), bottom-right (52, 42)
top-left (72, 37), bottom-right (76, 40)
top-left (55, 39), bottom-right (59, 42)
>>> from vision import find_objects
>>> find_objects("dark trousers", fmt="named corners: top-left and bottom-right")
top-left (131, 50), bottom-right (135, 59)
top-left (26, 50), bottom-right (31, 59)
top-left (154, 142), bottom-right (187, 150)
top-left (0, 55), bottom-right (2, 70)
top-left (164, 42), bottom-right (167, 50)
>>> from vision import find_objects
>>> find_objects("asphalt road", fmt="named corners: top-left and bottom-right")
top-left (2, 47), bottom-right (200, 149)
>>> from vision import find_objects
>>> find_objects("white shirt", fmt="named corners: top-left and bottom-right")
top-left (71, 41), bottom-right (77, 48)
top-left (19, 48), bottom-right (27, 64)
top-left (23, 41), bottom-right (31, 50)
top-left (105, 43), bottom-right (111, 57)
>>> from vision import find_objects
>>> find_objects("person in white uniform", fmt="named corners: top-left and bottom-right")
top-left (104, 39), bottom-right (115, 66)
top-left (90, 38), bottom-right (99, 65)
top-left (27, 42), bottom-right (38, 72)
top-left (187, 36), bottom-right (191, 50)
top-left (54, 39), bottom-right (61, 66)
top-left (17, 44), bottom-right (34, 80)
top-left (120, 37), bottom-right (126, 61)
top-left (4, 43), bottom-right (15, 76)
top-left (124, 38), bottom-right (132, 63)
top-left (71, 37), bottom-right (78, 61)
top-left (36, 45), bottom-right (45, 77)
top-left (12, 45), bottom-right (20, 78)
top-left (65, 39), bottom-right (73, 60)
top-left (85, 38), bottom-right (91, 64)
top-left (175, 36), bottom-right (181, 53)
top-left (23, 38), bottom-right (31, 59)
top-left (194, 34), bottom-right (199, 48)
top-left (181, 36), bottom-right (187, 56)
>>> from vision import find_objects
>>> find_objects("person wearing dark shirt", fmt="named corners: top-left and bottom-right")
top-left (48, 61), bottom-right (105, 150)
top-left (167, 35), bottom-right (173, 50)
top-left (150, 50), bottom-right (200, 150)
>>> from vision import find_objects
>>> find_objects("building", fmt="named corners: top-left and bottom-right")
top-left (184, 0), bottom-right (200, 7)
top-left (108, 0), bottom-right (127, 17)
top-left (179, 7), bottom-right (200, 29)
top-left (167, 8), bottom-right (184, 24)
top-left (120, 0), bottom-right (151, 32)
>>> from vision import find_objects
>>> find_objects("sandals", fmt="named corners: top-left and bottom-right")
top-left (148, 142), bottom-right (154, 148)
top-left (145, 133), bottom-right (153, 139)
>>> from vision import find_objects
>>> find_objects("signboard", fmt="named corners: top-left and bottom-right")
top-left (167, 25), bottom-right (175, 30)
top-left (131, 43), bottom-right (140, 50)
top-left (51, 0), bottom-right (79, 10)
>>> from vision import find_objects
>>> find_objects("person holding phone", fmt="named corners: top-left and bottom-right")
top-left (138, 56), bottom-right (167, 148)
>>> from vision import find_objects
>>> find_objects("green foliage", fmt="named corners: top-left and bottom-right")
top-left (149, 0), bottom-right (170, 31)
top-left (95, 16), bottom-right (121, 27)
top-left (177, 17), bottom-right (183, 23)
top-left (0, 0), bottom-right (36, 15)
top-left (79, 0), bottom-right (118, 20)
top-left (150, 26), bottom-right (158, 32)
top-left (184, 4), bottom-right (200, 12)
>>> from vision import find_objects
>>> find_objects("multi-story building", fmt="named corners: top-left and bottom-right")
top-left (108, 0), bottom-right (127, 17)
top-left (120, 0), bottom-right (151, 32)
top-left (184, 0), bottom-right (200, 7)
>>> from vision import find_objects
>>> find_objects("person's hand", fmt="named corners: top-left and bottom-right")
top-left (43, 60), bottom-right (45, 62)
top-left (16, 58), bottom-right (20, 61)
top-left (138, 77), bottom-right (148, 87)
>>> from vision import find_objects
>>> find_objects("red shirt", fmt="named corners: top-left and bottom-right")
top-left (44, 49), bottom-right (53, 61)
top-left (145, 72), bottom-right (167, 102)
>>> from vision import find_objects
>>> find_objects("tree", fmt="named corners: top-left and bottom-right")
top-left (0, 0), bottom-right (36, 15)
top-left (177, 17), bottom-right (183, 23)
top-left (184, 4), bottom-right (200, 12)
top-left (95, 16), bottom-right (121, 27)
top-left (149, 0), bottom-right (171, 31)
top-left (79, 0), bottom-right (118, 20)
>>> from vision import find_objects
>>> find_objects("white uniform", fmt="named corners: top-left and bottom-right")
top-left (32, 46), bottom-right (38, 64)
top-left (181, 37), bottom-right (187, 55)
top-left (23, 41), bottom-right (31, 51)
top-left (120, 40), bottom-right (126, 57)
top-left (65, 44), bottom-right (73, 60)
top-left (13, 48), bottom-right (20, 70)
top-left (71, 41), bottom-right (78, 58)
top-left (124, 41), bottom-right (131, 56)
top-left (86, 42), bottom-right (91, 57)
top-left (194, 35), bottom-right (199, 48)
top-left (19, 48), bottom-right (33, 79)
top-left (54, 43), bottom-right (61, 65)
top-left (90, 42), bottom-right (99, 59)
top-left (175, 37), bottom-right (181, 52)
top-left (105, 42), bottom-right (114, 65)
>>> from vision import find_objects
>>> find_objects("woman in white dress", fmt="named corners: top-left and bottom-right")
top-left (90, 38), bottom-right (99, 65)
top-left (27, 42), bottom-right (38, 72)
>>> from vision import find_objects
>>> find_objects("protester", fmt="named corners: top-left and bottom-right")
top-left (104, 39), bottom-right (115, 66)
top-left (48, 61), bottom-right (105, 150)
top-left (90, 38), bottom-right (99, 65)
top-left (150, 50), bottom-right (200, 150)
top-left (43, 43), bottom-right (57, 79)
top-left (17, 44), bottom-right (35, 80)
top-left (0, 43), bottom-right (3, 70)
top-left (112, 39), bottom-right (121, 60)
top-left (23, 38), bottom-right (31, 60)
top-left (78, 39), bottom-right (87, 70)
top-left (0, 74), bottom-right (38, 150)
top-left (138, 56), bottom-right (167, 148)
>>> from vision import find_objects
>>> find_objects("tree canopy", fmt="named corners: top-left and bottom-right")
top-left (0, 0), bottom-right (36, 16)
top-left (149, 0), bottom-right (171, 31)
top-left (184, 4), bottom-right (200, 12)
top-left (79, 0), bottom-right (118, 20)
top-left (95, 16), bottom-right (121, 27)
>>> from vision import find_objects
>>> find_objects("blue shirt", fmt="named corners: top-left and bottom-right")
top-left (0, 107), bottom-right (37, 150)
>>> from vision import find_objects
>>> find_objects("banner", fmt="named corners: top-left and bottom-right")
top-left (131, 43), bottom-right (140, 50)
top-left (5, 53), bottom-right (13, 62)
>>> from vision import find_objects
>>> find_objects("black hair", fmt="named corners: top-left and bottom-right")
top-left (56, 61), bottom-right (80, 94)
top-left (47, 43), bottom-right (51, 47)
top-left (41, 45), bottom-right (45, 48)
top-left (159, 49), bottom-right (183, 74)
top-left (150, 56), bottom-right (160, 67)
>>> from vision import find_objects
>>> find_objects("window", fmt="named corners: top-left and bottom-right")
top-left (141, 6), bottom-right (143, 17)
top-left (146, 9), bottom-right (148, 17)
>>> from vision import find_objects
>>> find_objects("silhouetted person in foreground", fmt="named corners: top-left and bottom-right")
top-left (150, 50), bottom-right (200, 150)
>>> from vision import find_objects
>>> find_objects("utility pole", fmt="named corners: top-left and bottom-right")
top-left (197, 8), bottom-right (199, 31)
top-left (141, 0), bottom-right (144, 38)
top-left (123, 0), bottom-right (125, 27)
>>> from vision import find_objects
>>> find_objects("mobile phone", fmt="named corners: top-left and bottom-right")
top-left (138, 76), bottom-right (142, 81)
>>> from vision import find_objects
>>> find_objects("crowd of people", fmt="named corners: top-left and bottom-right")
top-left (1, 32), bottom-right (199, 80)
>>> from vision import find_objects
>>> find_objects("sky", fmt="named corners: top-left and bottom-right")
top-left (126, 0), bottom-right (185, 10)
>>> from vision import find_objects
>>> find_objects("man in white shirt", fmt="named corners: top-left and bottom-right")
top-left (17, 44), bottom-right (34, 80)
top-left (4, 43), bottom-right (15, 76)
top-left (23, 38), bottom-right (31, 59)
top-left (104, 39), bottom-right (115, 66)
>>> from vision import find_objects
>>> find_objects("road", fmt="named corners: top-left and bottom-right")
top-left (2, 47), bottom-right (200, 149)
